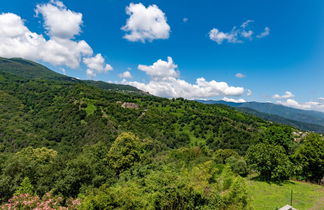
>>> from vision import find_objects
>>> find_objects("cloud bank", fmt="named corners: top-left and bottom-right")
top-left (123, 57), bottom-right (245, 99)
top-left (277, 99), bottom-right (324, 112)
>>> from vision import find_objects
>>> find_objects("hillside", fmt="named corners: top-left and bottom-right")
top-left (0, 57), bottom-right (144, 94)
top-left (0, 57), bottom-right (273, 154)
top-left (198, 100), bottom-right (324, 133)
top-left (0, 58), bottom-right (323, 209)
top-left (0, 57), bottom-right (70, 80)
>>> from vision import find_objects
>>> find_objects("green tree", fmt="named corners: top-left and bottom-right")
top-left (260, 126), bottom-right (294, 153)
top-left (0, 147), bottom-right (58, 200)
top-left (246, 143), bottom-right (293, 181)
top-left (14, 177), bottom-right (34, 195)
top-left (293, 133), bottom-right (324, 182)
top-left (107, 132), bottom-right (143, 175)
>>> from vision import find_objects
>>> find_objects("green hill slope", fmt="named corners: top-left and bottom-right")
top-left (0, 57), bottom-right (271, 154)
top-left (0, 58), bottom-right (323, 209)
top-left (0, 57), bottom-right (144, 93)
top-left (0, 57), bottom-right (69, 80)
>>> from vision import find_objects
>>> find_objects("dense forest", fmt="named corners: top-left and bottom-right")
top-left (0, 58), bottom-right (323, 209)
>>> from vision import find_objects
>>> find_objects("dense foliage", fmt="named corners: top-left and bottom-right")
top-left (0, 58), bottom-right (323, 208)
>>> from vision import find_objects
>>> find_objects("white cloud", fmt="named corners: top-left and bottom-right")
top-left (277, 99), bottom-right (324, 112)
top-left (0, 13), bottom-right (45, 59)
top-left (86, 69), bottom-right (96, 78)
top-left (0, 1), bottom-right (111, 76)
top-left (122, 57), bottom-right (245, 99)
top-left (35, 0), bottom-right (82, 39)
top-left (222, 97), bottom-right (246, 103)
top-left (241, 30), bottom-right (253, 39)
top-left (42, 38), bottom-right (93, 68)
top-left (209, 28), bottom-right (238, 44)
top-left (138, 56), bottom-right (179, 79)
top-left (247, 89), bottom-right (253, 96)
top-left (119, 71), bottom-right (132, 79)
top-left (122, 3), bottom-right (170, 42)
top-left (83, 54), bottom-right (113, 78)
top-left (272, 91), bottom-right (295, 99)
top-left (209, 20), bottom-right (269, 44)
top-left (257, 27), bottom-right (270, 38)
top-left (235, 73), bottom-right (246, 78)
top-left (318, 97), bottom-right (324, 101)
top-left (0, 12), bottom-right (92, 69)
top-left (241, 20), bottom-right (254, 29)
top-left (83, 54), bottom-right (113, 72)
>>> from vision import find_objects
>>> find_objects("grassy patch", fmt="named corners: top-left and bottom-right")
top-left (85, 103), bottom-right (97, 116)
top-left (247, 179), bottom-right (324, 210)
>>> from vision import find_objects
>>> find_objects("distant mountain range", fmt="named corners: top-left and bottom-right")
top-left (197, 100), bottom-right (324, 133)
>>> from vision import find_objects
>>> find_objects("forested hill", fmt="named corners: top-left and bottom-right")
top-left (0, 57), bottom-right (145, 93)
top-left (0, 57), bottom-right (69, 80)
top-left (1, 58), bottom-right (323, 209)
top-left (0, 57), bottom-right (270, 154)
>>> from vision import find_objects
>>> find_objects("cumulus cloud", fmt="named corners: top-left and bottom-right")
top-left (122, 3), bottom-right (170, 42)
top-left (222, 97), bottom-right (246, 103)
top-left (122, 57), bottom-right (245, 99)
top-left (83, 54), bottom-right (113, 78)
top-left (209, 20), bottom-right (269, 44)
top-left (235, 73), bottom-right (246, 78)
top-left (277, 99), bottom-right (324, 112)
top-left (0, 0), bottom-right (111, 75)
top-left (257, 27), bottom-right (270, 38)
top-left (138, 56), bottom-right (179, 79)
top-left (119, 71), bottom-right (132, 79)
top-left (42, 38), bottom-right (92, 68)
top-left (35, 0), bottom-right (82, 39)
top-left (272, 91), bottom-right (295, 99)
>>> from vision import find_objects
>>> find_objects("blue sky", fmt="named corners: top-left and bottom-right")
top-left (1, 0), bottom-right (324, 111)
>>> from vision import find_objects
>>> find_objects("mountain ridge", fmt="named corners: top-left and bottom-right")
top-left (197, 100), bottom-right (324, 133)
top-left (0, 57), bottom-right (145, 94)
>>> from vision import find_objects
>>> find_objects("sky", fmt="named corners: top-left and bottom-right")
top-left (1, 0), bottom-right (324, 111)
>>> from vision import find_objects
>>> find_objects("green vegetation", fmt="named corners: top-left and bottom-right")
top-left (0, 58), bottom-right (323, 209)
top-left (247, 179), bottom-right (324, 210)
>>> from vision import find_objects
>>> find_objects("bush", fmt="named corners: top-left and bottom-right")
top-left (226, 156), bottom-right (249, 176)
